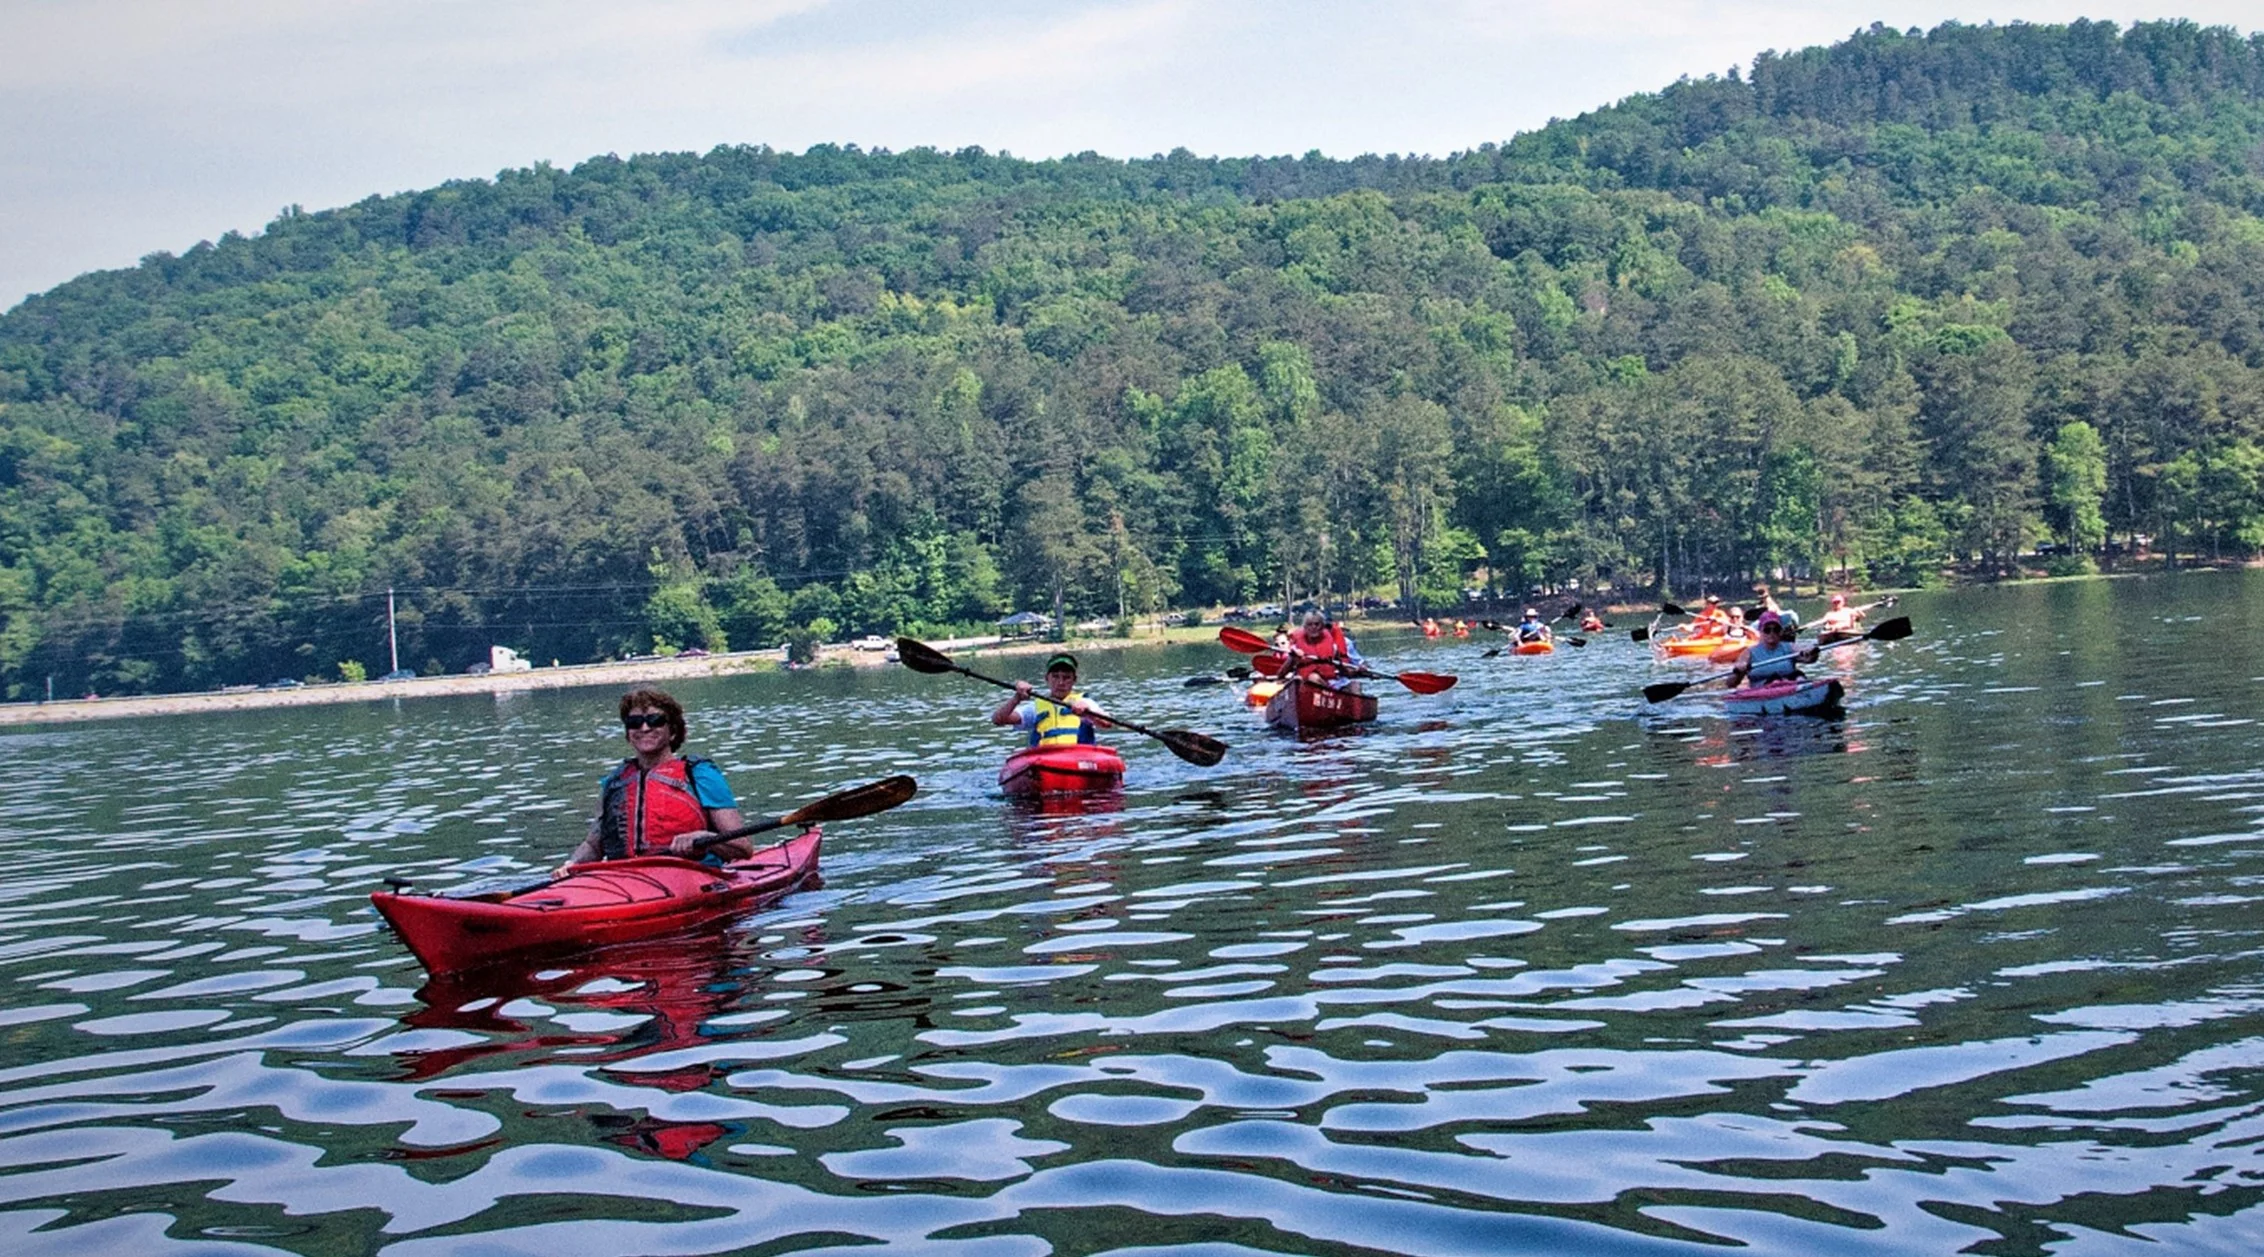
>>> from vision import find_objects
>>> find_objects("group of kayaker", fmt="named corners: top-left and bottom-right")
top-left (1653, 587), bottom-right (1886, 690)
top-left (555, 588), bottom-right (1886, 872)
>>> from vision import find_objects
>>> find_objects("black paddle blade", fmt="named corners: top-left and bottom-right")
top-left (1184, 675), bottom-right (1227, 687)
top-left (893, 637), bottom-right (955, 675)
top-left (1158, 729), bottom-right (1229, 768)
top-left (1557, 602), bottom-right (1583, 621)
top-left (1866, 616), bottom-right (1914, 643)
top-left (1566, 637), bottom-right (1587, 648)
top-left (1480, 648), bottom-right (1502, 658)
top-left (1642, 679), bottom-right (1693, 704)
top-left (788, 774), bottom-right (919, 826)
top-left (1630, 626), bottom-right (1651, 642)
top-left (1225, 666), bottom-right (1252, 680)
top-left (1660, 602), bottom-right (1686, 616)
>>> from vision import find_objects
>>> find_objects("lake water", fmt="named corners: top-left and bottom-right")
top-left (4, 573), bottom-right (2264, 1255)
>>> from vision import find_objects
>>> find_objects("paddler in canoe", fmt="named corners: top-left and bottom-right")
top-left (1579, 610), bottom-right (1606, 633)
top-left (1284, 609), bottom-right (1365, 691)
top-left (556, 688), bottom-right (752, 877)
top-left (992, 651), bottom-right (1114, 745)
top-left (1729, 613), bottom-right (1819, 688)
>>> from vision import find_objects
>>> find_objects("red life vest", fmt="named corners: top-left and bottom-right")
top-left (1287, 625), bottom-right (1348, 682)
top-left (598, 756), bottom-right (713, 858)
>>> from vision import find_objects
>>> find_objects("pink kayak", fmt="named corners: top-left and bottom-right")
top-left (1719, 677), bottom-right (1845, 716)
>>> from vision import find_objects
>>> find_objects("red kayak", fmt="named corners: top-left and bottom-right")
top-left (1719, 677), bottom-right (1845, 716)
top-left (999, 744), bottom-right (1126, 796)
top-left (371, 829), bottom-right (821, 974)
top-left (1263, 677), bottom-right (1379, 732)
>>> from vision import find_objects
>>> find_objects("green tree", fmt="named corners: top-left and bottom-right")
top-left (2042, 420), bottom-right (2108, 552)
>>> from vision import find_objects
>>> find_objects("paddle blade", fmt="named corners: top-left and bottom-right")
top-left (1157, 729), bottom-right (1229, 768)
top-left (1480, 648), bottom-right (1501, 659)
top-left (1659, 602), bottom-right (1686, 616)
top-left (1642, 679), bottom-right (1693, 704)
top-left (1866, 616), bottom-right (1914, 643)
top-left (1218, 626), bottom-right (1271, 654)
top-left (1397, 671), bottom-right (1457, 695)
top-left (1248, 652), bottom-right (1287, 677)
top-left (1225, 666), bottom-right (1252, 680)
top-left (1479, 619), bottom-right (1507, 632)
top-left (785, 774), bottom-right (919, 826)
top-left (894, 637), bottom-right (955, 675)
top-left (1565, 637), bottom-right (1587, 648)
top-left (1630, 626), bottom-right (1651, 643)
top-left (1183, 675), bottom-right (1226, 688)
top-left (1557, 602), bottom-right (1583, 621)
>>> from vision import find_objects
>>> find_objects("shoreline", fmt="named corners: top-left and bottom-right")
top-left (0, 623), bottom-right (1273, 729)
top-left (4, 565), bottom-right (2206, 729)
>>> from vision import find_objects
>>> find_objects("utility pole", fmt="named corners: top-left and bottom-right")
top-left (387, 588), bottom-right (399, 675)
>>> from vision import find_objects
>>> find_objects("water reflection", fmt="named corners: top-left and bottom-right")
top-left (2, 577), bottom-right (2263, 1250)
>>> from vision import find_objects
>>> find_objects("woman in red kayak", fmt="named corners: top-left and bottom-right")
top-left (557, 688), bottom-right (750, 875)
top-left (992, 652), bottom-right (1113, 745)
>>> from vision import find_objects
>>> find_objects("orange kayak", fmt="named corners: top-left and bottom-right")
top-left (1656, 635), bottom-right (1729, 657)
top-left (1511, 640), bottom-right (1555, 656)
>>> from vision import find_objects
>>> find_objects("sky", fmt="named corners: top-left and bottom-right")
top-left (2, 1), bottom-right (2259, 309)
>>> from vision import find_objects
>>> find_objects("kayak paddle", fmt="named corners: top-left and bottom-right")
top-left (392, 773), bottom-right (919, 899)
top-left (896, 637), bottom-right (1227, 768)
top-left (1630, 602), bottom-right (1691, 644)
top-left (1219, 626), bottom-right (1457, 693)
top-left (1641, 616), bottom-right (1913, 704)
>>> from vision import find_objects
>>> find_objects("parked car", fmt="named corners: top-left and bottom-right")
top-left (853, 635), bottom-right (888, 651)
top-left (676, 647), bottom-right (710, 658)
top-left (260, 677), bottom-right (304, 689)
top-left (464, 662), bottom-right (491, 675)
top-left (379, 668), bottom-right (416, 682)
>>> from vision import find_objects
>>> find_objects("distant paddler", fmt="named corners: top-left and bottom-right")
top-left (1815, 591), bottom-right (1897, 644)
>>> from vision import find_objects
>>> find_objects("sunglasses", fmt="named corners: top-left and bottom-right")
top-left (622, 712), bottom-right (670, 730)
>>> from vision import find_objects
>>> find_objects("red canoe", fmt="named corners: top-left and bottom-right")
top-left (371, 829), bottom-right (822, 974)
top-left (999, 744), bottom-right (1126, 796)
top-left (1263, 677), bottom-right (1380, 732)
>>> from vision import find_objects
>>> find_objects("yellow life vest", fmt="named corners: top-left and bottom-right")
top-left (1031, 692), bottom-right (1096, 746)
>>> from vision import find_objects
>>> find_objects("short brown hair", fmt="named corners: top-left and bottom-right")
top-left (618, 688), bottom-right (687, 750)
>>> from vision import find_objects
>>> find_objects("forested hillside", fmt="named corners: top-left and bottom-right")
top-left (5, 18), bottom-right (2264, 696)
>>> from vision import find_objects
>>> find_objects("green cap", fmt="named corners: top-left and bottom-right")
top-left (1044, 652), bottom-right (1079, 674)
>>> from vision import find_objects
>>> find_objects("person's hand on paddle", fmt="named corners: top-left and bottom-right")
top-left (668, 829), bottom-right (718, 856)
